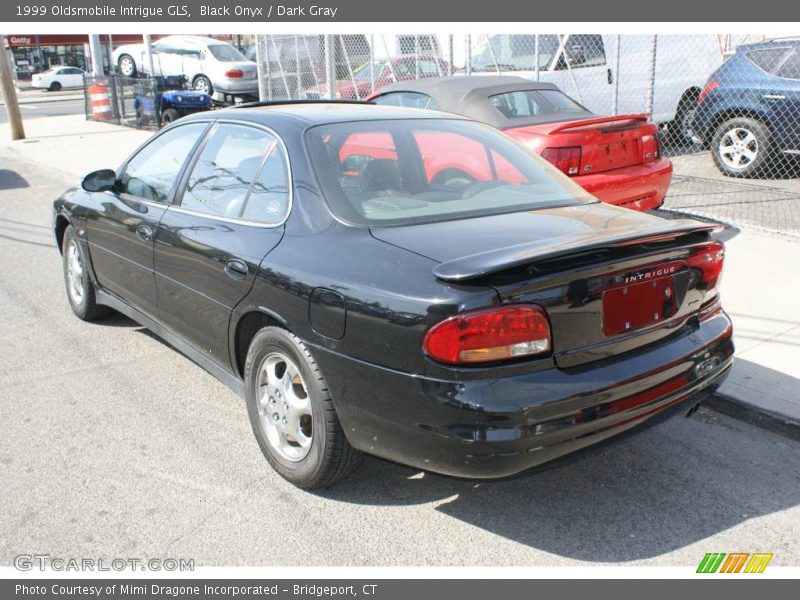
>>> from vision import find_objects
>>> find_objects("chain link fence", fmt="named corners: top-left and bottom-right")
top-left (242, 33), bottom-right (799, 236)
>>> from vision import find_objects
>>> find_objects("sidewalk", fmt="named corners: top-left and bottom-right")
top-left (1, 114), bottom-right (798, 432)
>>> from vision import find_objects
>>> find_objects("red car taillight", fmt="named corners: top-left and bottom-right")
top-left (697, 80), bottom-right (719, 105)
top-left (423, 305), bottom-right (551, 365)
top-left (541, 147), bottom-right (582, 176)
top-left (687, 241), bottom-right (725, 298)
top-left (224, 69), bottom-right (244, 78)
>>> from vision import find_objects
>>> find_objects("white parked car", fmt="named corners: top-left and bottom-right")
top-left (469, 34), bottom-right (732, 139)
top-left (112, 35), bottom-right (258, 97)
top-left (31, 66), bottom-right (86, 91)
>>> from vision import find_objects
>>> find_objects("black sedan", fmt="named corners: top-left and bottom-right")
top-left (54, 102), bottom-right (733, 488)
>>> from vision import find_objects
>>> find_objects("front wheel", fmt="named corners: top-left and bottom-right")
top-left (160, 108), bottom-right (178, 126)
top-left (711, 117), bottom-right (772, 177)
top-left (62, 225), bottom-right (109, 321)
top-left (244, 327), bottom-right (362, 488)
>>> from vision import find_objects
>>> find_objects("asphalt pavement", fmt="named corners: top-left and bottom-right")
top-left (0, 98), bottom-right (86, 124)
top-left (1, 149), bottom-right (799, 567)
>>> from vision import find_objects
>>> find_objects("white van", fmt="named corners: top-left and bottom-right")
top-left (467, 34), bottom-right (736, 135)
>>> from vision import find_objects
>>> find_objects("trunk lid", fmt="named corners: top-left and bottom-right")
top-left (509, 114), bottom-right (662, 175)
top-left (371, 203), bottom-right (720, 368)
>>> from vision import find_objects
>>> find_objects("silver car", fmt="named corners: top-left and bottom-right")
top-left (113, 35), bottom-right (258, 97)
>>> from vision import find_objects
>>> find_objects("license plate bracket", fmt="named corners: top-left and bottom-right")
top-left (602, 276), bottom-right (677, 336)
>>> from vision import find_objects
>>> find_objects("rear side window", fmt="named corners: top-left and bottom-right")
top-left (777, 50), bottom-right (800, 80)
top-left (180, 123), bottom-right (289, 224)
top-left (746, 47), bottom-right (790, 73)
top-left (373, 91), bottom-right (438, 110)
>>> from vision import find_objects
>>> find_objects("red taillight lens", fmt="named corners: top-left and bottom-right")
top-left (541, 146), bottom-right (582, 176)
top-left (687, 241), bottom-right (725, 292)
top-left (224, 69), bottom-right (244, 78)
top-left (423, 305), bottom-right (552, 365)
top-left (641, 133), bottom-right (660, 162)
top-left (697, 80), bottom-right (719, 105)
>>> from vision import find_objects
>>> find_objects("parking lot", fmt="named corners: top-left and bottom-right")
top-left (1, 144), bottom-right (800, 567)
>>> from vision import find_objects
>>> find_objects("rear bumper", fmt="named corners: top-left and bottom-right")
top-left (213, 79), bottom-right (258, 95)
top-left (311, 310), bottom-right (733, 478)
top-left (575, 158), bottom-right (673, 211)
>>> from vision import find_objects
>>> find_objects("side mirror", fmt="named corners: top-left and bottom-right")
top-left (82, 169), bottom-right (117, 193)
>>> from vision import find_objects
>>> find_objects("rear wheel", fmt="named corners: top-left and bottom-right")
top-left (711, 117), bottom-right (771, 177)
top-left (244, 327), bottom-right (362, 488)
top-left (62, 225), bottom-right (109, 321)
top-left (49, 81), bottom-right (62, 92)
top-left (668, 91), bottom-right (698, 146)
top-left (193, 75), bottom-right (213, 96)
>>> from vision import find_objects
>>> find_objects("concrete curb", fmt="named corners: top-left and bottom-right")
top-left (706, 393), bottom-right (800, 443)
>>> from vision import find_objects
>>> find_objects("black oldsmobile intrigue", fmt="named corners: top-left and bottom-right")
top-left (54, 103), bottom-right (733, 488)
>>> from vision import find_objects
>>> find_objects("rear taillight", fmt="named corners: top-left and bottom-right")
top-left (541, 147), bottom-right (582, 176)
top-left (423, 304), bottom-right (551, 365)
top-left (697, 80), bottom-right (719, 105)
top-left (641, 133), bottom-right (660, 162)
top-left (224, 69), bottom-right (244, 78)
top-left (687, 241), bottom-right (725, 296)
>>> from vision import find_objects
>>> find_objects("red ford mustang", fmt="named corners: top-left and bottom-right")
top-left (368, 76), bottom-right (673, 212)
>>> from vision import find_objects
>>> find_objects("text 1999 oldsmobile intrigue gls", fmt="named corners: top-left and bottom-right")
top-left (53, 102), bottom-right (733, 488)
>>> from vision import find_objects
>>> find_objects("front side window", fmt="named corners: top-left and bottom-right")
top-left (118, 123), bottom-right (207, 203)
top-left (471, 34), bottom-right (560, 72)
top-left (180, 123), bottom-right (289, 224)
top-left (306, 119), bottom-right (592, 226)
top-left (557, 34), bottom-right (606, 70)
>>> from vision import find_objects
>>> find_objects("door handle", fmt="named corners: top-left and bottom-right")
top-left (762, 94), bottom-right (787, 101)
top-left (224, 258), bottom-right (248, 280)
top-left (135, 224), bottom-right (153, 241)
top-left (607, 67), bottom-right (613, 85)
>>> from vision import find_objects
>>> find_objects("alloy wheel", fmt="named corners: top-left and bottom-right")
top-left (719, 127), bottom-right (758, 171)
top-left (66, 239), bottom-right (85, 305)
top-left (256, 352), bottom-right (313, 462)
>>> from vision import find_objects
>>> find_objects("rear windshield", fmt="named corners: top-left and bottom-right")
top-left (207, 44), bottom-right (247, 62)
top-left (489, 89), bottom-right (586, 118)
top-left (305, 119), bottom-right (593, 226)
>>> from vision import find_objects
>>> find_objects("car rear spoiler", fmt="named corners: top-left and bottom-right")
top-left (432, 220), bottom-right (720, 283)
top-left (539, 113), bottom-right (651, 135)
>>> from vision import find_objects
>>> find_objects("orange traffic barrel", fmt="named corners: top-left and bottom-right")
top-left (88, 83), bottom-right (112, 121)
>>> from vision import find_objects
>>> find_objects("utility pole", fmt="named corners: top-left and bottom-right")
top-left (0, 37), bottom-right (25, 140)
top-left (88, 34), bottom-right (104, 76)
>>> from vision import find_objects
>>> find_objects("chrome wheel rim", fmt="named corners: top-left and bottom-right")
top-left (66, 240), bottom-right (85, 305)
top-left (119, 56), bottom-right (135, 77)
top-left (194, 78), bottom-right (210, 94)
top-left (257, 352), bottom-right (313, 462)
top-left (719, 127), bottom-right (758, 170)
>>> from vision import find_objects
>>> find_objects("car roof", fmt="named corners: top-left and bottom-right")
top-left (736, 38), bottom-right (800, 53)
top-left (372, 76), bottom-right (592, 129)
top-left (183, 101), bottom-right (466, 128)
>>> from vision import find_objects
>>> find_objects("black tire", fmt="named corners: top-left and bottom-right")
top-left (668, 92), bottom-right (698, 146)
top-left (432, 168), bottom-right (475, 190)
top-left (61, 225), bottom-right (109, 321)
top-left (244, 327), bottom-right (362, 488)
top-left (711, 117), bottom-right (772, 178)
top-left (49, 81), bottom-right (62, 92)
top-left (117, 54), bottom-right (137, 77)
top-left (160, 108), bottom-right (178, 126)
top-left (193, 75), bottom-right (214, 96)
